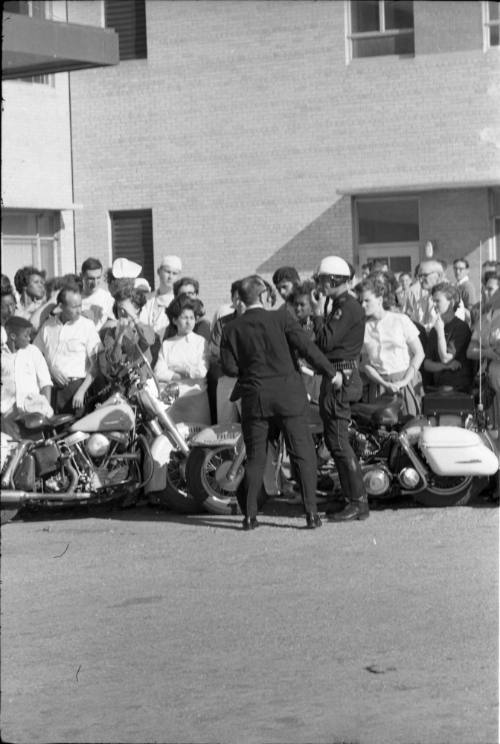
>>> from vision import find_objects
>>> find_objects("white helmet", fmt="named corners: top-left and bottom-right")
top-left (316, 256), bottom-right (351, 277)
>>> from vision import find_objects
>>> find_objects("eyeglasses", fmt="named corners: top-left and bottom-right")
top-left (454, 265), bottom-right (467, 271)
top-left (418, 271), bottom-right (436, 278)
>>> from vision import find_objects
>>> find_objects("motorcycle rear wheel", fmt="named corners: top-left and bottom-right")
top-left (413, 475), bottom-right (487, 508)
top-left (186, 446), bottom-right (265, 516)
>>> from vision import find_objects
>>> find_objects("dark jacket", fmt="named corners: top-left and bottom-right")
top-left (220, 306), bottom-right (336, 418)
top-left (312, 291), bottom-right (365, 361)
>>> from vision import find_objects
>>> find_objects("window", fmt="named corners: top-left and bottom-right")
top-left (104, 0), bottom-right (147, 61)
top-left (4, 1), bottom-right (55, 84)
top-left (483, 1), bottom-right (500, 48)
top-left (3, 1), bottom-right (52, 19)
top-left (110, 210), bottom-right (154, 288)
top-left (355, 198), bottom-right (420, 275)
top-left (348, 0), bottom-right (414, 59)
top-left (357, 198), bottom-right (419, 243)
top-left (1, 211), bottom-right (61, 280)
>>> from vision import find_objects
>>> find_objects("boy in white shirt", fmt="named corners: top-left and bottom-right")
top-left (1, 316), bottom-right (53, 421)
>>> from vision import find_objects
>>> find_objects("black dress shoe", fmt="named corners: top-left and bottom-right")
top-left (325, 500), bottom-right (347, 516)
top-left (242, 517), bottom-right (259, 531)
top-left (305, 513), bottom-right (322, 529)
top-left (331, 503), bottom-right (369, 522)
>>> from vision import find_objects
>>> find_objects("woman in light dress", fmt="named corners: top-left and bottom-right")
top-left (154, 296), bottom-right (211, 425)
top-left (358, 275), bottom-right (425, 416)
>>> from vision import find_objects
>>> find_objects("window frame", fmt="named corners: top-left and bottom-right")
top-left (346, 0), bottom-right (415, 61)
top-left (354, 195), bottom-right (421, 247)
top-left (482, 1), bottom-right (500, 50)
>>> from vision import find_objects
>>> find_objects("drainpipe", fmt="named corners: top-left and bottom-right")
top-left (66, 0), bottom-right (77, 273)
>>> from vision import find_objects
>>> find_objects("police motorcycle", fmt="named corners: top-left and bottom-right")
top-left (0, 349), bottom-right (205, 523)
top-left (183, 387), bottom-right (499, 516)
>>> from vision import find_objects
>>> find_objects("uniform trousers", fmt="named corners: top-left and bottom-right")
top-left (319, 369), bottom-right (367, 503)
top-left (239, 412), bottom-right (318, 520)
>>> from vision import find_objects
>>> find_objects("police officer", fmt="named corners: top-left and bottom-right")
top-left (309, 256), bottom-right (369, 521)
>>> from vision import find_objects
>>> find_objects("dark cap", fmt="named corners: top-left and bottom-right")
top-left (5, 315), bottom-right (33, 333)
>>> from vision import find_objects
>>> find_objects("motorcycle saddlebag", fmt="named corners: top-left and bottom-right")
top-left (419, 426), bottom-right (499, 477)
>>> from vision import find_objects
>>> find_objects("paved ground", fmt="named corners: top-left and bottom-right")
top-left (1, 498), bottom-right (498, 744)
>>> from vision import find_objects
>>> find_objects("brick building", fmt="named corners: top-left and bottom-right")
top-left (2, 0), bottom-right (499, 315)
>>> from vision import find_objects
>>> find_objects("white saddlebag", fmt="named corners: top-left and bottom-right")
top-left (419, 426), bottom-right (499, 477)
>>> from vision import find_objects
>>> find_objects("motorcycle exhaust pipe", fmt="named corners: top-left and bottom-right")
top-left (1, 490), bottom-right (92, 505)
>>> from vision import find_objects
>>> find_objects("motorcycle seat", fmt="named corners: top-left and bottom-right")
top-left (352, 396), bottom-right (403, 427)
top-left (20, 413), bottom-right (75, 431)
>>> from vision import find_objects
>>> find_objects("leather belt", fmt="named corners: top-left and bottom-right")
top-left (330, 360), bottom-right (358, 371)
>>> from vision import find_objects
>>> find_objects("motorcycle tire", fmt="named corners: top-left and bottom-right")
top-left (155, 450), bottom-right (203, 514)
top-left (1, 508), bottom-right (20, 524)
top-left (186, 446), bottom-right (266, 516)
top-left (413, 475), bottom-right (488, 508)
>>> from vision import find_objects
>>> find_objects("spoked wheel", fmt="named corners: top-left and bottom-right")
top-left (414, 475), bottom-right (488, 508)
top-left (156, 450), bottom-right (203, 514)
top-left (186, 446), bottom-right (245, 515)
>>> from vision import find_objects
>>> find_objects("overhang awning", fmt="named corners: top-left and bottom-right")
top-left (336, 178), bottom-right (500, 196)
top-left (2, 11), bottom-right (119, 79)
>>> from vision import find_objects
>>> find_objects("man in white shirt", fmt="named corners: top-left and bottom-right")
top-left (34, 287), bottom-right (102, 414)
top-left (406, 259), bottom-right (446, 332)
top-left (140, 255), bottom-right (182, 340)
top-left (80, 257), bottom-right (114, 331)
top-left (1, 316), bottom-right (53, 419)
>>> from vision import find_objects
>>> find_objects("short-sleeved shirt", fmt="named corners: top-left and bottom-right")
top-left (139, 292), bottom-right (173, 340)
top-left (33, 315), bottom-right (101, 380)
top-left (426, 316), bottom-right (473, 391)
top-left (362, 311), bottom-right (420, 375)
top-left (154, 331), bottom-right (209, 397)
top-left (1, 344), bottom-right (52, 414)
top-left (81, 288), bottom-right (115, 331)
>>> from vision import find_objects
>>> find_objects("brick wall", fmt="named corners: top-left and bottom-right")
top-left (66, 0), bottom-right (499, 315)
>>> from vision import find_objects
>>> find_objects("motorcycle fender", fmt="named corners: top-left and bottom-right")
top-left (190, 423), bottom-right (242, 448)
top-left (419, 426), bottom-right (499, 477)
top-left (144, 434), bottom-right (174, 494)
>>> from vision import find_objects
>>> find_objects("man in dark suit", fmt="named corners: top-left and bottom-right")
top-left (220, 275), bottom-right (338, 530)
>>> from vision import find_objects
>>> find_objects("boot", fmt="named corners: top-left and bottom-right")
top-left (330, 502), bottom-right (369, 522)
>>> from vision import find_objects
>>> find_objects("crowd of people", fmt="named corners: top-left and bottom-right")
top-left (1, 251), bottom-right (499, 526)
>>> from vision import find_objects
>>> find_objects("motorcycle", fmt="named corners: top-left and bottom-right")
top-left (184, 389), bottom-right (500, 516)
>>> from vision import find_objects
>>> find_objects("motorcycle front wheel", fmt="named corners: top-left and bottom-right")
top-left (186, 446), bottom-right (266, 516)
top-left (413, 475), bottom-right (488, 508)
top-left (1, 508), bottom-right (20, 524)
top-left (155, 450), bottom-right (202, 514)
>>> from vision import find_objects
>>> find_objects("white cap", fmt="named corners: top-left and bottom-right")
top-left (134, 277), bottom-right (151, 292)
top-left (112, 257), bottom-right (142, 279)
top-left (316, 256), bottom-right (351, 277)
top-left (158, 255), bottom-right (182, 271)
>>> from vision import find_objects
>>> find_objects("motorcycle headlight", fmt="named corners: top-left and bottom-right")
top-left (86, 433), bottom-right (111, 458)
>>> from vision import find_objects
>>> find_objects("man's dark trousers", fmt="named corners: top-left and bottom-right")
top-left (239, 411), bottom-right (318, 520)
top-left (319, 369), bottom-right (367, 502)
